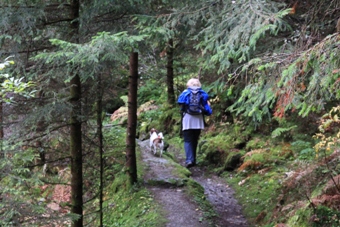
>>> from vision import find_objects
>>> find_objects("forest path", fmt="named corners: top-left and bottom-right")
top-left (138, 139), bottom-right (249, 227)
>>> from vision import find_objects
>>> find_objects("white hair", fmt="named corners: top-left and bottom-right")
top-left (186, 78), bottom-right (201, 87)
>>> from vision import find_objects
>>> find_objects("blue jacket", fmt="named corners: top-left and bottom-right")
top-left (177, 87), bottom-right (212, 116)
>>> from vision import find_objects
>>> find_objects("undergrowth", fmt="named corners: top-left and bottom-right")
top-left (108, 97), bottom-right (340, 227)
top-left (225, 167), bottom-right (283, 225)
top-left (221, 112), bottom-right (340, 226)
top-left (103, 125), bottom-right (166, 227)
top-left (103, 173), bottom-right (165, 227)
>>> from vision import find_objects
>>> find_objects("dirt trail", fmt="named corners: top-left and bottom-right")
top-left (138, 139), bottom-right (249, 227)
top-left (191, 168), bottom-right (249, 226)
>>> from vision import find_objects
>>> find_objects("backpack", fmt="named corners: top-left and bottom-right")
top-left (186, 90), bottom-right (203, 115)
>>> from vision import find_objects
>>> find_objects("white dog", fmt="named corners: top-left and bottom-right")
top-left (149, 128), bottom-right (164, 157)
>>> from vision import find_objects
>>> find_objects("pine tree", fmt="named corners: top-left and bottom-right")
top-left (0, 0), bottom-right (145, 225)
top-left (126, 52), bottom-right (138, 186)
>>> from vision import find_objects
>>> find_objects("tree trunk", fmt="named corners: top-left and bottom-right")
top-left (0, 101), bottom-right (3, 157)
top-left (70, 74), bottom-right (83, 227)
top-left (166, 39), bottom-right (175, 105)
top-left (36, 90), bottom-right (45, 164)
top-left (70, 0), bottom-right (83, 226)
top-left (96, 74), bottom-right (104, 227)
top-left (126, 52), bottom-right (138, 186)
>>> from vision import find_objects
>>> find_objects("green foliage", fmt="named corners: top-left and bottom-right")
top-left (0, 0), bottom-right (46, 48)
top-left (134, 15), bottom-right (175, 46)
top-left (138, 108), bottom-right (160, 135)
top-left (140, 106), bottom-right (159, 121)
top-left (138, 99), bottom-right (180, 139)
top-left (157, 106), bottom-right (179, 134)
top-left (195, 1), bottom-right (290, 73)
top-left (0, 144), bottom-right (46, 226)
top-left (230, 33), bottom-right (340, 124)
top-left (238, 144), bottom-right (294, 173)
top-left (0, 57), bottom-right (15, 70)
top-left (138, 82), bottom-right (164, 105)
top-left (103, 125), bottom-right (127, 173)
top-left (291, 140), bottom-right (315, 160)
top-left (203, 77), bottom-right (235, 120)
top-left (199, 123), bottom-right (253, 166)
top-left (277, 34), bottom-right (340, 117)
top-left (286, 207), bottom-right (313, 227)
top-left (245, 135), bottom-right (271, 150)
top-left (136, 90), bottom-right (173, 138)
top-left (226, 55), bottom-right (278, 124)
top-left (0, 57), bottom-right (35, 103)
top-left (229, 81), bottom-right (276, 124)
top-left (2, 1), bottom-right (340, 227)
top-left (95, 124), bottom-right (167, 226)
top-left (204, 76), bottom-right (227, 99)
top-left (312, 206), bottom-right (340, 227)
top-left (134, 0), bottom-right (199, 47)
top-left (271, 125), bottom-right (297, 138)
top-left (33, 31), bottom-right (146, 83)
top-left (104, 173), bottom-right (166, 227)
top-left (226, 170), bottom-right (282, 223)
top-left (201, 135), bottom-right (234, 156)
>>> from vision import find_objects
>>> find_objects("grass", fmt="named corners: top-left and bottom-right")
top-left (102, 141), bottom-right (167, 227)
top-left (101, 125), bottom-right (167, 227)
top-left (225, 169), bottom-right (283, 225)
top-left (103, 175), bottom-right (166, 227)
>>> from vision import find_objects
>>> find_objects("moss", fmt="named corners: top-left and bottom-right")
top-left (286, 207), bottom-right (313, 227)
top-left (200, 135), bottom-right (237, 166)
top-left (133, 98), bottom-right (340, 227)
top-left (103, 138), bottom-right (167, 227)
top-left (146, 178), bottom-right (187, 187)
top-left (312, 206), bottom-right (340, 227)
top-left (185, 179), bottom-right (218, 223)
top-left (102, 96), bottom-right (125, 113)
top-left (171, 161), bottom-right (192, 178)
top-left (226, 170), bottom-right (283, 224)
top-left (223, 152), bottom-right (244, 171)
top-left (246, 135), bottom-right (272, 150)
top-left (198, 123), bottom-right (255, 167)
top-left (104, 173), bottom-right (166, 227)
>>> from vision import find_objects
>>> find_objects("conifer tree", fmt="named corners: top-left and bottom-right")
top-left (68, 1), bottom-right (83, 226)
top-left (0, 0), bottom-right (144, 225)
top-left (126, 52), bottom-right (138, 185)
top-left (4, 0), bottom-right (339, 225)
top-left (166, 39), bottom-right (175, 105)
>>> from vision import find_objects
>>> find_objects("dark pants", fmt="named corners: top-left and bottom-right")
top-left (183, 129), bottom-right (201, 164)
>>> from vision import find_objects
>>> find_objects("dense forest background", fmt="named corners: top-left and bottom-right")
top-left (0, 0), bottom-right (340, 226)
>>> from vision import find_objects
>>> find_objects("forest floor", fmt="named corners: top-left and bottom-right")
top-left (138, 139), bottom-right (249, 227)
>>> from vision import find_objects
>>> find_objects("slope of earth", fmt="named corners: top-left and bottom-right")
top-left (138, 139), bottom-right (249, 227)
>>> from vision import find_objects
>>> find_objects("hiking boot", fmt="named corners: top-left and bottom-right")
top-left (185, 162), bottom-right (194, 168)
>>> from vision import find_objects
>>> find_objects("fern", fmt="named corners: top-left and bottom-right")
top-left (271, 125), bottom-right (297, 138)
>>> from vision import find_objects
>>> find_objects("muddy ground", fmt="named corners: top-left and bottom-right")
top-left (138, 139), bottom-right (249, 227)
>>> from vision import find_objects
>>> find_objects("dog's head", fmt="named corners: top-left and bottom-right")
top-left (150, 128), bottom-right (158, 135)
top-left (157, 132), bottom-right (164, 139)
top-left (154, 132), bottom-right (164, 144)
